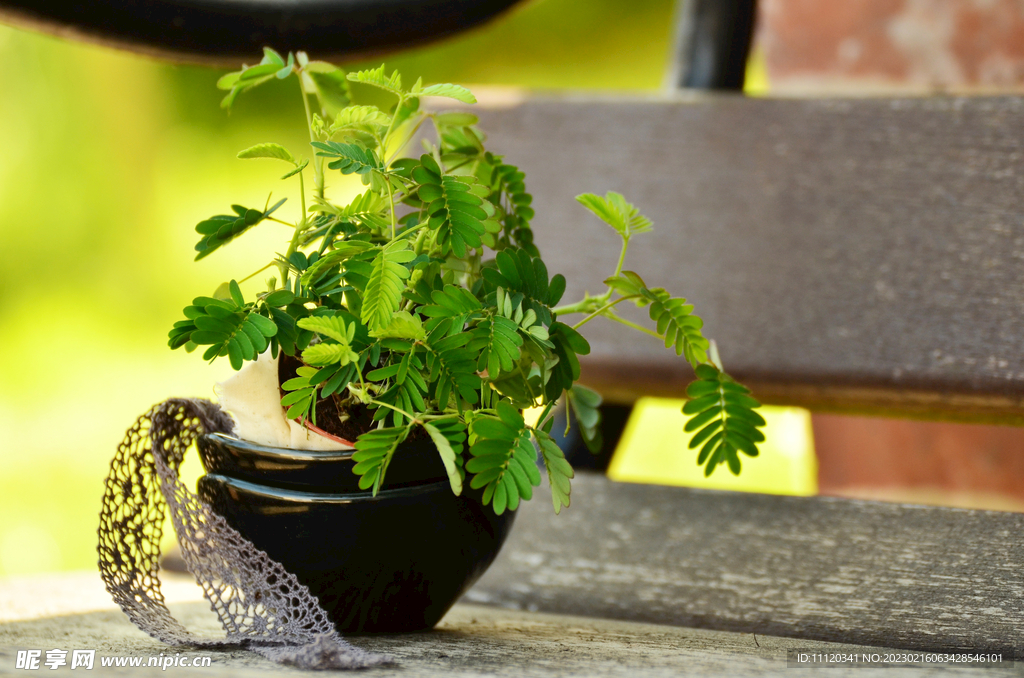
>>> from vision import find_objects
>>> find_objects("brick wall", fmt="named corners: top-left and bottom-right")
top-left (759, 0), bottom-right (1024, 93)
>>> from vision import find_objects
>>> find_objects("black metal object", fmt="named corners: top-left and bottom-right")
top-left (551, 403), bottom-right (633, 472)
top-left (676, 0), bottom-right (758, 90)
top-left (0, 0), bottom-right (523, 66)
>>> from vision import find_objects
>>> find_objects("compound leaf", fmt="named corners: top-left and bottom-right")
top-left (361, 240), bottom-right (416, 332)
top-left (423, 421), bottom-right (464, 495)
top-left (576, 191), bottom-right (652, 240)
top-left (467, 402), bottom-right (540, 514)
top-left (684, 364), bottom-right (765, 477)
top-left (352, 425), bottom-right (410, 495)
top-left (533, 428), bottom-right (573, 514)
top-left (237, 143), bottom-right (295, 163)
top-left (417, 83), bottom-right (477, 104)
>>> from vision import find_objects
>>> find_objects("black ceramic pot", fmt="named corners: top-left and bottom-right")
top-left (196, 434), bottom-right (516, 633)
top-left (198, 432), bottom-right (449, 492)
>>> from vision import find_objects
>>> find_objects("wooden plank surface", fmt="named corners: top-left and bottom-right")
top-left (468, 473), bottom-right (1024, 653)
top-left (476, 96), bottom-right (1024, 423)
top-left (0, 573), bottom-right (1012, 676)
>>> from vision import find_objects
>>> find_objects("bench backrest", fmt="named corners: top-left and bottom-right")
top-left (477, 95), bottom-right (1024, 425)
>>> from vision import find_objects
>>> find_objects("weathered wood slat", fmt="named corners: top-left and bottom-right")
top-left (4, 592), bottom-right (987, 677)
top-left (476, 96), bottom-right (1024, 423)
top-left (467, 474), bottom-right (1024, 653)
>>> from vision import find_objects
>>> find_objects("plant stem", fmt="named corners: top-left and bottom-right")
top-left (380, 96), bottom-right (404, 169)
top-left (603, 312), bottom-right (662, 340)
top-left (613, 237), bottom-right (630, 279)
top-left (239, 261), bottom-right (275, 284)
top-left (570, 296), bottom-right (636, 330)
top-left (386, 180), bottom-right (396, 240)
top-left (534, 399), bottom-right (557, 431)
top-left (298, 75), bottom-right (324, 200)
top-left (386, 114), bottom-right (427, 167)
top-left (551, 297), bottom-right (600, 316)
top-left (593, 236), bottom-right (631, 302)
top-left (368, 399), bottom-right (416, 422)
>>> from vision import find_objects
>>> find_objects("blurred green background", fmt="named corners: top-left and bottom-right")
top-left (0, 0), bottom-right (686, 575)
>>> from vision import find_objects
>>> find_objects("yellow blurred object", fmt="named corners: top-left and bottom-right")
top-left (743, 44), bottom-right (771, 96)
top-left (607, 397), bottom-right (817, 496)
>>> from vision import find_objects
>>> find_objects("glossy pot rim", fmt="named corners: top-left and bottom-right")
top-left (203, 432), bottom-right (358, 461)
top-left (203, 473), bottom-right (453, 504)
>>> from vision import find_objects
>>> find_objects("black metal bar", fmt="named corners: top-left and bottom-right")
top-left (677, 0), bottom-right (758, 90)
top-left (0, 0), bottom-right (522, 66)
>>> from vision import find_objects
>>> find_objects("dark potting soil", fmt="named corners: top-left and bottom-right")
top-left (277, 352), bottom-right (426, 443)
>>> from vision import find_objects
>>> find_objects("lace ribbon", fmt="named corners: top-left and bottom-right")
top-left (97, 398), bottom-right (391, 670)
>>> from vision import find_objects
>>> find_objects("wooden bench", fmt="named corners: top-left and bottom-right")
top-left (4, 0), bottom-right (1023, 667)
top-left (464, 92), bottom-right (1024, 656)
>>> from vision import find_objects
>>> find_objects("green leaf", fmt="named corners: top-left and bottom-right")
top-left (193, 199), bottom-right (286, 260)
top-left (368, 310), bottom-right (426, 341)
top-left (683, 365), bottom-right (765, 477)
top-left (346, 65), bottom-right (403, 95)
top-left (297, 315), bottom-right (359, 366)
top-left (264, 290), bottom-right (295, 307)
top-left (568, 385), bottom-right (603, 454)
top-left (237, 143), bottom-right (295, 163)
top-left (216, 71), bottom-right (241, 90)
top-left (309, 190), bottom-right (389, 233)
top-left (421, 284), bottom-right (482, 322)
top-left (280, 158), bottom-right (309, 179)
top-left (307, 68), bottom-right (352, 117)
top-left (481, 248), bottom-right (560, 324)
top-left (546, 322), bottom-right (591, 401)
top-left (424, 329), bottom-right (481, 410)
top-left (372, 353), bottom-right (428, 426)
top-left (228, 280), bottom-right (245, 307)
top-left (576, 192), bottom-right (652, 240)
top-left (262, 47), bottom-right (285, 67)
top-left (467, 402), bottom-right (539, 514)
top-left (281, 387), bottom-right (313, 407)
top-left (239, 320), bottom-right (269, 354)
top-left (331, 105), bottom-right (392, 133)
top-left (481, 155), bottom-right (537, 255)
top-left (604, 271), bottom-right (646, 297)
top-left (311, 141), bottom-right (382, 177)
top-left (533, 428), bottom-right (574, 514)
top-left (415, 158), bottom-right (488, 257)
top-left (301, 239), bottom-right (376, 286)
top-left (423, 422), bottom-right (463, 495)
top-left (168, 302), bottom-right (277, 371)
top-left (302, 342), bottom-right (359, 367)
top-left (219, 62), bottom-right (280, 109)
top-left (239, 63), bottom-right (280, 82)
top-left (468, 315), bottom-right (522, 379)
top-left (361, 240), bottom-right (416, 332)
top-left (297, 314), bottom-right (355, 344)
top-left (246, 313), bottom-right (278, 337)
top-left (639, 287), bottom-right (709, 367)
top-left (417, 83), bottom-right (477, 104)
top-left (352, 425), bottom-right (410, 494)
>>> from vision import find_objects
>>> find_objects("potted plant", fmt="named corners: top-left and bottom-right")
top-left (166, 49), bottom-right (767, 633)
